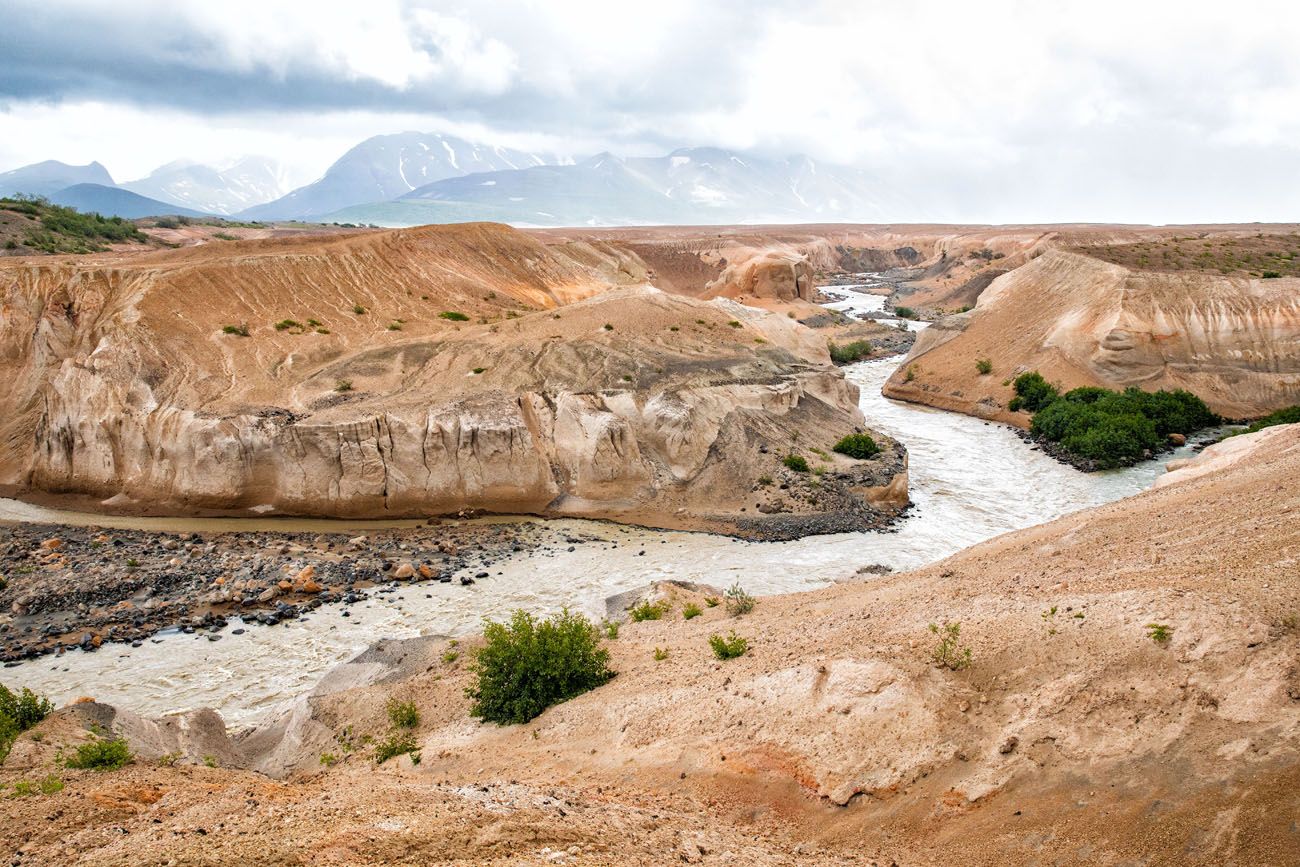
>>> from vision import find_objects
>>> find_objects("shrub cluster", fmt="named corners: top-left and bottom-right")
top-left (468, 609), bottom-right (614, 725)
top-left (1011, 372), bottom-right (1216, 468)
top-left (1231, 404), bottom-right (1300, 436)
top-left (2, 196), bottom-right (147, 253)
top-left (828, 340), bottom-right (874, 364)
top-left (832, 433), bottom-right (880, 459)
top-left (0, 685), bottom-right (54, 763)
top-left (64, 736), bottom-right (132, 771)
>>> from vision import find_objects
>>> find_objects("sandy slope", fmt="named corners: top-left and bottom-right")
top-left (4, 425), bottom-right (1296, 865)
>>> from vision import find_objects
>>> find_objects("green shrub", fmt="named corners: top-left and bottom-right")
top-left (832, 433), bottom-right (880, 460)
top-left (1008, 371), bottom-right (1059, 413)
top-left (708, 631), bottom-right (749, 660)
top-left (727, 320), bottom-right (742, 328)
top-left (603, 620), bottom-right (620, 640)
top-left (653, 647), bottom-right (669, 661)
top-left (827, 340), bottom-right (874, 364)
top-left (1231, 404), bottom-right (1300, 436)
top-left (628, 600), bottom-right (665, 622)
top-left (1262, 271), bottom-right (1281, 278)
top-left (38, 774), bottom-right (63, 795)
top-left (353, 304), bottom-right (367, 315)
top-left (0, 685), bottom-right (54, 731)
top-left (221, 324), bottom-right (250, 336)
top-left (602, 323), bottom-right (614, 331)
top-left (783, 454), bottom-right (809, 472)
top-left (273, 319), bottom-right (303, 331)
top-left (893, 306), bottom-right (916, 319)
top-left (387, 322), bottom-right (402, 331)
top-left (723, 583), bottom-right (755, 617)
top-left (65, 736), bottom-right (132, 771)
top-left (334, 379), bottom-right (352, 392)
top-left (975, 358), bottom-right (993, 375)
top-left (682, 603), bottom-right (702, 620)
top-left (386, 699), bottom-right (419, 729)
top-left (373, 732), bottom-right (418, 764)
top-left (467, 609), bottom-right (614, 725)
top-left (1146, 623), bottom-right (1173, 644)
top-left (704, 597), bottom-right (719, 608)
top-left (439, 311), bottom-right (470, 322)
top-left (928, 622), bottom-right (972, 671)
top-left (1025, 381), bottom-right (1217, 468)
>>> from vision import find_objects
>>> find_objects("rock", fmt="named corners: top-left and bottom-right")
top-left (999, 736), bottom-right (1019, 755)
top-left (393, 563), bottom-right (416, 580)
top-left (1168, 432), bottom-right (1187, 446)
top-left (301, 579), bottom-right (323, 594)
top-left (258, 588), bottom-right (278, 603)
top-left (418, 564), bottom-right (438, 579)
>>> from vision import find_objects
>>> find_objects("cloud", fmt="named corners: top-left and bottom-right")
top-left (2, 0), bottom-right (1299, 221)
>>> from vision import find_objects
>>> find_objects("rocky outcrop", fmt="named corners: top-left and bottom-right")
top-left (885, 249), bottom-right (1300, 422)
top-left (0, 225), bottom-right (905, 537)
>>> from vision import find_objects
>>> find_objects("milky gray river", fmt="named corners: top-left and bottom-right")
top-left (2, 284), bottom-right (1204, 726)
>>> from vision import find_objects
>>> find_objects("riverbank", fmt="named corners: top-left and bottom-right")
top-left (0, 519), bottom-right (588, 663)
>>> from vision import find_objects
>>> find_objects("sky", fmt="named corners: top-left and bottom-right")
top-left (2, 0), bottom-right (1299, 223)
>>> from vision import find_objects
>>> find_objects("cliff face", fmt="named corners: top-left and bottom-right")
top-left (884, 249), bottom-right (1300, 421)
top-left (0, 225), bottom-right (905, 536)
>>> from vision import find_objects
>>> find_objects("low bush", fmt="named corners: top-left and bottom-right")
top-left (334, 379), bottom-right (353, 392)
top-left (467, 609), bottom-right (614, 725)
top-left (832, 433), bottom-right (880, 460)
top-left (827, 339), bottom-right (874, 365)
top-left (628, 600), bottom-right (665, 622)
top-left (975, 358), bottom-right (993, 375)
top-left (723, 583), bottom-right (755, 616)
top-left (386, 699), bottom-right (419, 729)
top-left (221, 324), bottom-right (250, 336)
top-left (893, 306), bottom-right (916, 319)
top-left (1231, 404), bottom-right (1300, 436)
top-left (929, 622), bottom-right (972, 671)
top-left (1146, 623), bottom-right (1173, 644)
top-left (682, 603), bottom-right (702, 620)
top-left (373, 732), bottom-right (418, 764)
top-left (783, 454), bottom-right (810, 472)
top-left (653, 647), bottom-right (669, 661)
top-left (273, 319), bottom-right (303, 331)
top-left (708, 631), bottom-right (749, 660)
top-left (65, 736), bottom-right (132, 771)
top-left (0, 685), bottom-right (54, 731)
top-left (439, 311), bottom-right (470, 322)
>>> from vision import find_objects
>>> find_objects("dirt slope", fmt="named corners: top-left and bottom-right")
top-left (0, 223), bottom-right (905, 535)
top-left (5, 425), bottom-right (1296, 865)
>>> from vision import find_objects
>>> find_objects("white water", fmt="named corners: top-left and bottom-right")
top-left (3, 285), bottom-right (1203, 726)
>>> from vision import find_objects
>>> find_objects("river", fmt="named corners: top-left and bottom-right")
top-left (1, 283), bottom-right (1206, 726)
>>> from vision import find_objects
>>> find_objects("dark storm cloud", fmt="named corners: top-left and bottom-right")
top-left (0, 0), bottom-right (775, 140)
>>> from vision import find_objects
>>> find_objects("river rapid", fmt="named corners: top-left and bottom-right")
top-left (2, 283), bottom-right (1207, 726)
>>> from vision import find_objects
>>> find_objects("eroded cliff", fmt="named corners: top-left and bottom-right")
top-left (0, 224), bottom-right (905, 536)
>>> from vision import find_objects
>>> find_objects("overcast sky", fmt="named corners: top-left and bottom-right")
top-left (2, 0), bottom-right (1298, 222)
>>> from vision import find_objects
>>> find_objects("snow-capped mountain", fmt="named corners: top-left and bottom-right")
top-left (0, 160), bottom-right (115, 198)
top-left (123, 157), bottom-right (292, 216)
top-left (321, 147), bottom-right (913, 227)
top-left (240, 132), bottom-right (566, 221)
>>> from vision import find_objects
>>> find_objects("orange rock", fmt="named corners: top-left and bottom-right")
top-left (277, 580), bottom-right (294, 592)
top-left (296, 565), bottom-right (316, 584)
top-left (74, 696), bottom-right (96, 704)
top-left (418, 564), bottom-right (438, 579)
top-left (302, 579), bottom-right (323, 594)
top-left (39, 537), bottom-right (62, 550)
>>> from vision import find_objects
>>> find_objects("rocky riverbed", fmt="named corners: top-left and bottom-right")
top-left (0, 519), bottom-right (593, 663)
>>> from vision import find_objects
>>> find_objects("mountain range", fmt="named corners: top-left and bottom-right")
top-left (1, 133), bottom-right (914, 226)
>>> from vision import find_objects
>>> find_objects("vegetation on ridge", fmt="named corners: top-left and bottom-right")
top-left (1, 195), bottom-right (147, 254)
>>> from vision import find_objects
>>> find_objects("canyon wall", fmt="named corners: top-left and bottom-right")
top-left (884, 249), bottom-right (1300, 421)
top-left (0, 225), bottom-right (905, 536)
